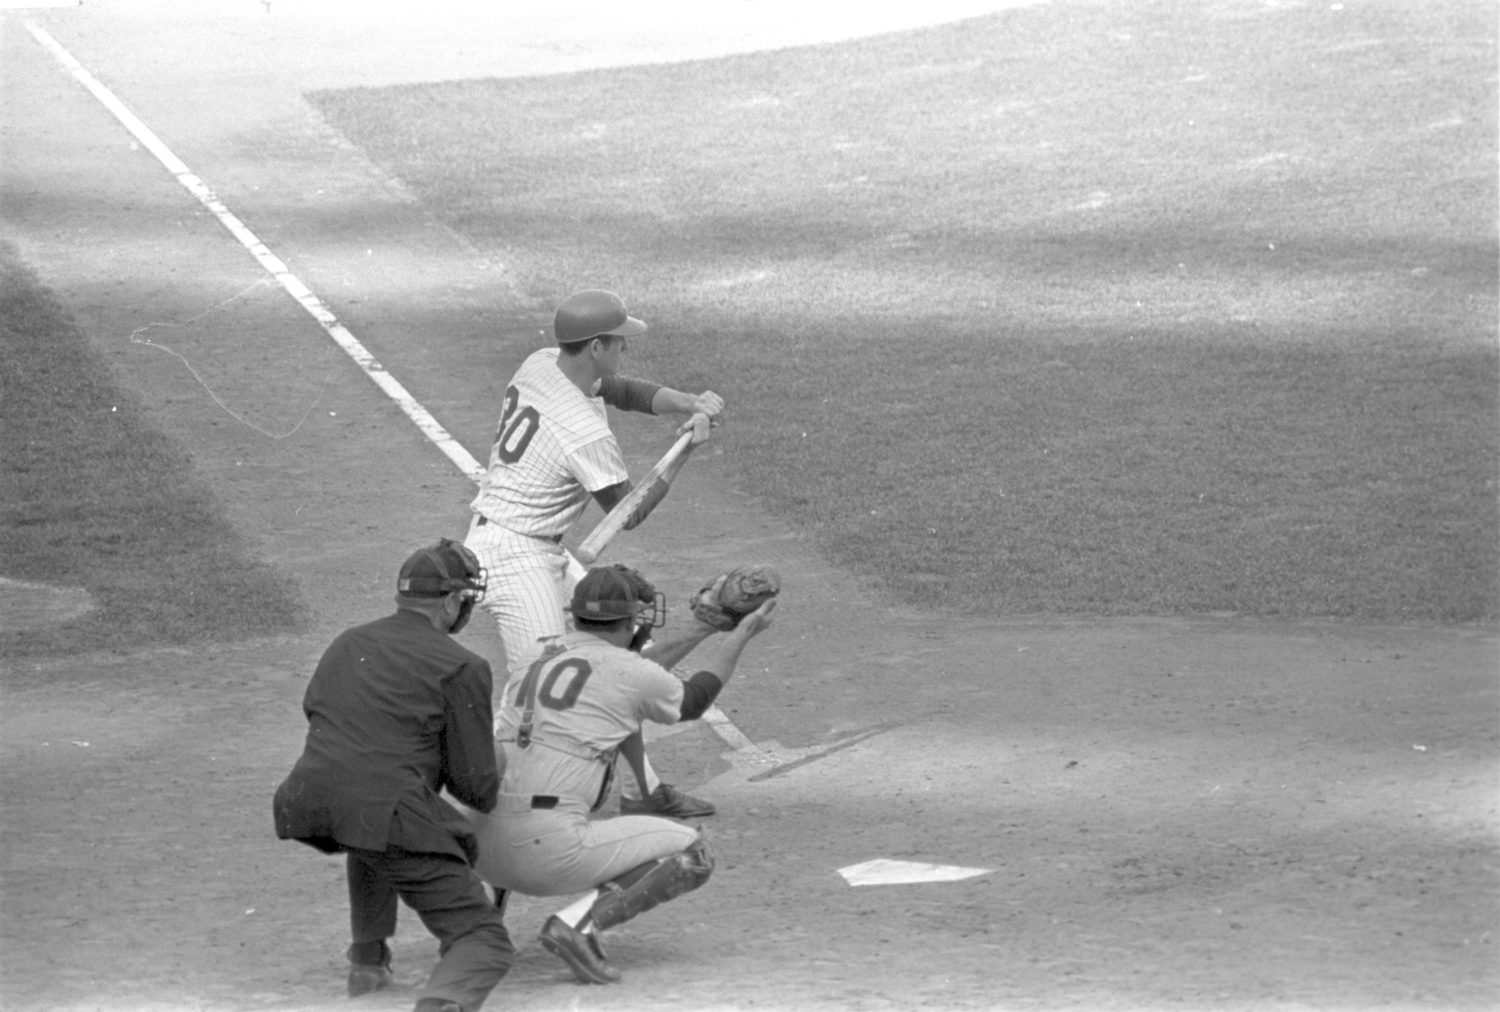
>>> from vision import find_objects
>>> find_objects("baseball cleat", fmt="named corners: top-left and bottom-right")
top-left (538, 916), bottom-right (622, 985)
top-left (621, 783), bottom-right (715, 819)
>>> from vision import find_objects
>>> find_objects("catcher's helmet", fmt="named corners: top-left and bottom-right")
top-left (397, 538), bottom-right (488, 601)
top-left (570, 564), bottom-right (665, 628)
top-left (554, 290), bottom-right (647, 345)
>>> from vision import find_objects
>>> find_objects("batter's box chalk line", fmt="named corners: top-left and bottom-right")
top-left (744, 720), bottom-right (900, 782)
top-left (838, 859), bottom-right (995, 887)
top-left (700, 706), bottom-right (784, 766)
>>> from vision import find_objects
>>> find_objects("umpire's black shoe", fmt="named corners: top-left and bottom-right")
top-left (346, 941), bottom-right (393, 996)
top-left (539, 916), bottom-right (622, 985)
top-left (346, 959), bottom-right (393, 997)
top-left (620, 783), bottom-right (715, 819)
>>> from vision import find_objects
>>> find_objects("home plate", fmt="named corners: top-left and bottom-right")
top-left (838, 859), bottom-right (993, 887)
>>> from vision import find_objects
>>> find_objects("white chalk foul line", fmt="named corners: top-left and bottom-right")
top-left (24, 20), bottom-right (484, 484)
top-left (27, 20), bottom-right (767, 759)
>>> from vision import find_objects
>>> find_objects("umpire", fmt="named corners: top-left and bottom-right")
top-left (273, 539), bottom-right (512, 1012)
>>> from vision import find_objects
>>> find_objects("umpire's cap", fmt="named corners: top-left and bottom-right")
top-left (554, 290), bottom-right (648, 345)
top-left (397, 538), bottom-right (487, 600)
top-left (570, 564), bottom-right (655, 622)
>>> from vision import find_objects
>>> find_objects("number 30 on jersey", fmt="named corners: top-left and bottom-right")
top-left (492, 384), bottom-right (539, 465)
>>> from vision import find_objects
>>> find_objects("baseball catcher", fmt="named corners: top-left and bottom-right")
top-left (461, 563), bottom-right (779, 985)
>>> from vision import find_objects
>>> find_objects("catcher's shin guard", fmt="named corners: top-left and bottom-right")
top-left (586, 838), bottom-right (714, 931)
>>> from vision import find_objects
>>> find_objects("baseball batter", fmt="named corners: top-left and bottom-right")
top-left (461, 564), bottom-right (778, 985)
top-left (466, 289), bottom-right (723, 818)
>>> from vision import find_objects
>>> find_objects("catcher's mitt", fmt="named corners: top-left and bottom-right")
top-left (690, 564), bottom-right (781, 631)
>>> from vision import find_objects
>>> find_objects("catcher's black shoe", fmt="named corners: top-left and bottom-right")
top-left (538, 916), bottom-right (621, 985)
top-left (621, 783), bottom-right (715, 819)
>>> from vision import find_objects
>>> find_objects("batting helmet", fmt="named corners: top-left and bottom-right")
top-left (554, 290), bottom-right (648, 345)
top-left (570, 564), bottom-right (665, 628)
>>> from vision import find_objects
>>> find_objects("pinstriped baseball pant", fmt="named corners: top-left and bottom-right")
top-left (464, 518), bottom-right (656, 804)
top-left (464, 518), bottom-right (587, 681)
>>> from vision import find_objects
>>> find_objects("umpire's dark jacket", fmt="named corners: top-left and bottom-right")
top-left (273, 609), bottom-right (499, 863)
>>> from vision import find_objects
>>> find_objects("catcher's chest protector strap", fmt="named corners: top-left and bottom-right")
top-left (501, 644), bottom-right (615, 788)
top-left (586, 838), bottom-right (714, 932)
top-left (513, 643), bottom-right (566, 750)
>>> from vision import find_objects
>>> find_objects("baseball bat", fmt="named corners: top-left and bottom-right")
top-left (574, 429), bottom-right (695, 564)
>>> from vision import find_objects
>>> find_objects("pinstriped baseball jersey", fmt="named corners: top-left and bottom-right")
top-left (495, 632), bottom-right (684, 807)
top-left (470, 348), bottom-right (629, 539)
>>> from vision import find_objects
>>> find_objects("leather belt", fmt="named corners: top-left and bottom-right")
top-left (474, 516), bottom-right (563, 543)
top-left (491, 792), bottom-right (571, 814)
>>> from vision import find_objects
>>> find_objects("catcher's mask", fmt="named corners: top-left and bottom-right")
top-left (397, 538), bottom-right (488, 633)
top-left (570, 564), bottom-right (666, 648)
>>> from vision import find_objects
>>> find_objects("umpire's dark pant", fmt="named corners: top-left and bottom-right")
top-left (347, 846), bottom-right (513, 1012)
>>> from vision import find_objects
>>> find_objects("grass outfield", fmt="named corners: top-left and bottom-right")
top-left (0, 243), bottom-right (305, 657)
top-left (311, 1), bottom-right (1498, 623)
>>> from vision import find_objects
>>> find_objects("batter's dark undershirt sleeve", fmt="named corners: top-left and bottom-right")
top-left (678, 670), bottom-right (724, 721)
top-left (593, 479), bottom-right (630, 513)
top-left (598, 375), bottom-right (661, 414)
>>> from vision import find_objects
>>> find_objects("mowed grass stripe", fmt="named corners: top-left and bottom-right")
top-left (311, 0), bottom-right (1498, 622)
top-left (0, 243), bottom-right (305, 658)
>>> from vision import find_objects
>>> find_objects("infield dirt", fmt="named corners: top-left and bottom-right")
top-left (2, 4), bottom-right (1496, 1011)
